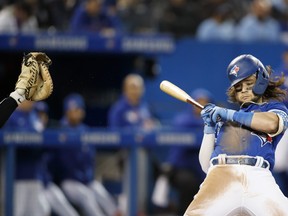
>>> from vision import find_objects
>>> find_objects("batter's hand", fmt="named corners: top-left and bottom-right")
top-left (210, 106), bottom-right (235, 123)
top-left (201, 103), bottom-right (215, 126)
top-left (201, 103), bottom-right (216, 134)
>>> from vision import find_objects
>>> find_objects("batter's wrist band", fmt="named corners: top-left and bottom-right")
top-left (232, 111), bottom-right (253, 127)
top-left (226, 109), bottom-right (236, 121)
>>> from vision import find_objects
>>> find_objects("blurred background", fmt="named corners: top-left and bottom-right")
top-left (0, 0), bottom-right (288, 216)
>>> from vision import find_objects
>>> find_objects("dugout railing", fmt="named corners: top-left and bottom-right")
top-left (0, 128), bottom-right (203, 216)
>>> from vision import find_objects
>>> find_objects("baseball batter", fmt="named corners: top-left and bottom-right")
top-left (184, 54), bottom-right (288, 216)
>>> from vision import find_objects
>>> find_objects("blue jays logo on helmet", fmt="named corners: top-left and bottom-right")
top-left (229, 65), bottom-right (240, 77)
top-left (226, 54), bottom-right (269, 95)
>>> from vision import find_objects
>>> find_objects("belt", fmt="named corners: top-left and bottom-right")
top-left (211, 155), bottom-right (269, 169)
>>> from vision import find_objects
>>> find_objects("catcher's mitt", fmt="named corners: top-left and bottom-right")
top-left (15, 52), bottom-right (53, 101)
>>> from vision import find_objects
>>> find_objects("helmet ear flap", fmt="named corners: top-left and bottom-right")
top-left (252, 67), bottom-right (269, 95)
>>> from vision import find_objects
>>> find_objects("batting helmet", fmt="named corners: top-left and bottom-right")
top-left (227, 54), bottom-right (269, 95)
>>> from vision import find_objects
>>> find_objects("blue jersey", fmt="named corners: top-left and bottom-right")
top-left (3, 109), bottom-right (46, 180)
top-left (211, 102), bottom-right (288, 170)
top-left (108, 96), bottom-right (152, 129)
top-left (51, 120), bottom-right (95, 185)
top-left (70, 3), bottom-right (122, 33)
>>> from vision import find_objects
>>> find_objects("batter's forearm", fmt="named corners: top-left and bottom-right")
top-left (250, 112), bottom-right (280, 134)
top-left (229, 110), bottom-right (279, 134)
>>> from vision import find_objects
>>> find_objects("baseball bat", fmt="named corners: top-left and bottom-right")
top-left (160, 80), bottom-right (204, 109)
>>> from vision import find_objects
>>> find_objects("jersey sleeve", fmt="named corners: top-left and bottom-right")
top-left (266, 102), bottom-right (288, 136)
top-left (0, 97), bottom-right (18, 128)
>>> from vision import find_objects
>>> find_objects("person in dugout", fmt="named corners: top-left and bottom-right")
top-left (1, 52), bottom-right (53, 216)
top-left (152, 88), bottom-right (214, 215)
top-left (4, 100), bottom-right (51, 216)
top-left (47, 93), bottom-right (121, 216)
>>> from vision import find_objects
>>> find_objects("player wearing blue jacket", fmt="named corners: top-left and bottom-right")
top-left (184, 54), bottom-right (288, 215)
top-left (70, 0), bottom-right (122, 34)
top-left (4, 100), bottom-right (51, 216)
top-left (108, 74), bottom-right (155, 130)
top-left (165, 89), bottom-right (212, 214)
top-left (50, 93), bottom-right (119, 216)
top-left (107, 74), bottom-right (158, 215)
top-left (108, 95), bottom-right (153, 129)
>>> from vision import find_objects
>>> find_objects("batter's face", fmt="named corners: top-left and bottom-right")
top-left (234, 75), bottom-right (259, 103)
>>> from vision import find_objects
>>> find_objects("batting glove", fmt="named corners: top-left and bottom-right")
top-left (201, 103), bottom-right (216, 134)
top-left (211, 106), bottom-right (235, 123)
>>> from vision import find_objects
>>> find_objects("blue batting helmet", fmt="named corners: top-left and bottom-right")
top-left (227, 54), bottom-right (269, 95)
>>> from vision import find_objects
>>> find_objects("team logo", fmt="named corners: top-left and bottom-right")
top-left (251, 132), bottom-right (272, 147)
top-left (229, 65), bottom-right (240, 77)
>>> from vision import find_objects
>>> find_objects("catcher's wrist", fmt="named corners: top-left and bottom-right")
top-left (204, 125), bottom-right (215, 134)
top-left (10, 90), bottom-right (26, 105)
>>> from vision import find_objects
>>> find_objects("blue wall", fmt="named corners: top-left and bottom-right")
top-left (0, 36), bottom-right (287, 125)
top-left (145, 39), bottom-right (287, 122)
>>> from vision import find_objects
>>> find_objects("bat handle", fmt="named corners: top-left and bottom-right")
top-left (186, 98), bottom-right (204, 109)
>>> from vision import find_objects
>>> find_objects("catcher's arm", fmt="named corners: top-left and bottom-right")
top-left (0, 56), bottom-right (29, 127)
top-left (3, 52), bottom-right (53, 127)
top-left (0, 97), bottom-right (18, 128)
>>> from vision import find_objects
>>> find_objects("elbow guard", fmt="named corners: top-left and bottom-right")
top-left (268, 110), bottom-right (288, 137)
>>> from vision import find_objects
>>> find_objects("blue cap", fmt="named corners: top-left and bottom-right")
top-left (63, 93), bottom-right (85, 112)
top-left (34, 101), bottom-right (48, 113)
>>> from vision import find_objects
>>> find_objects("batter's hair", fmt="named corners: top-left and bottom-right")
top-left (227, 66), bottom-right (287, 103)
